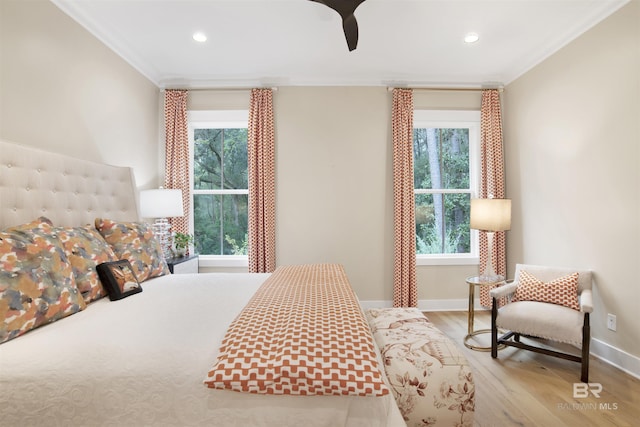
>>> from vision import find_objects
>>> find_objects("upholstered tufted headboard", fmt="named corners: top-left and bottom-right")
top-left (0, 140), bottom-right (140, 229)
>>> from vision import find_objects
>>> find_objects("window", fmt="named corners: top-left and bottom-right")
top-left (188, 111), bottom-right (249, 266)
top-left (413, 110), bottom-right (480, 265)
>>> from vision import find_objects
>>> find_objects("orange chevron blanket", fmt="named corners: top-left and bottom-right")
top-left (205, 264), bottom-right (389, 396)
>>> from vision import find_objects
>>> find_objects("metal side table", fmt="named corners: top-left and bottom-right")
top-left (464, 276), bottom-right (505, 351)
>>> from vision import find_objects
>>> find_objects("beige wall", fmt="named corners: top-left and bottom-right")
top-left (0, 0), bottom-right (160, 189)
top-left (503, 1), bottom-right (640, 356)
top-left (274, 87), bottom-right (393, 301)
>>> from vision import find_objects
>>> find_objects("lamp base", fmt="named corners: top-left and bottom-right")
top-left (151, 218), bottom-right (172, 259)
top-left (480, 231), bottom-right (504, 283)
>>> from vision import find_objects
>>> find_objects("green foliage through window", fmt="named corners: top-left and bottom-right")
top-left (193, 128), bottom-right (248, 255)
top-left (414, 128), bottom-right (471, 255)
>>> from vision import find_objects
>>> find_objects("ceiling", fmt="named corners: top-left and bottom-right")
top-left (51, 0), bottom-right (628, 89)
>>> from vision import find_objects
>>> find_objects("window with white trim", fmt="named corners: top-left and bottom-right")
top-left (188, 111), bottom-right (249, 264)
top-left (413, 110), bottom-right (480, 265)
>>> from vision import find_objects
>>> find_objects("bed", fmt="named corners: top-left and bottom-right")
top-left (0, 140), bottom-right (405, 427)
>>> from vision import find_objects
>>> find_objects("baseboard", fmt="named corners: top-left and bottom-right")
top-left (360, 299), bottom-right (640, 380)
top-left (590, 338), bottom-right (640, 380)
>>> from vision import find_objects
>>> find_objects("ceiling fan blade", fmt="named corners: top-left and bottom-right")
top-left (309, 0), bottom-right (368, 51)
top-left (343, 14), bottom-right (358, 52)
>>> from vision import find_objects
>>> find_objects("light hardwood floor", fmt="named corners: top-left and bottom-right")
top-left (424, 310), bottom-right (640, 427)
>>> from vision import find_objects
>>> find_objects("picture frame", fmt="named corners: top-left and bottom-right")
top-left (96, 260), bottom-right (142, 301)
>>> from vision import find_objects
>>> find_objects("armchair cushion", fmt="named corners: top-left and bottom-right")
top-left (496, 301), bottom-right (584, 347)
top-left (514, 270), bottom-right (580, 310)
top-left (513, 264), bottom-right (592, 293)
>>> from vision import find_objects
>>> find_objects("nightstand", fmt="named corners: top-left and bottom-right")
top-left (166, 254), bottom-right (199, 274)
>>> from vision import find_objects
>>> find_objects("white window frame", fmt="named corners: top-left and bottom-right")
top-left (413, 110), bottom-right (481, 266)
top-left (188, 110), bottom-right (249, 268)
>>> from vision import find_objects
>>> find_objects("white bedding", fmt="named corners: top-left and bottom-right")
top-left (0, 273), bottom-right (404, 427)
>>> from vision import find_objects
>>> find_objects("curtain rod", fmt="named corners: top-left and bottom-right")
top-left (162, 87), bottom-right (278, 92)
top-left (387, 86), bottom-right (503, 93)
top-left (165, 86), bottom-right (501, 93)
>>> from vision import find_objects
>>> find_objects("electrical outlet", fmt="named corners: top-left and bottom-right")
top-left (607, 313), bottom-right (617, 331)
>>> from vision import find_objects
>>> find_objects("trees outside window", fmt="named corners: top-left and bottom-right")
top-left (189, 111), bottom-right (249, 258)
top-left (413, 111), bottom-right (480, 263)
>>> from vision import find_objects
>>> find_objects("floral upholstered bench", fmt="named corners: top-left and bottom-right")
top-left (365, 308), bottom-right (475, 427)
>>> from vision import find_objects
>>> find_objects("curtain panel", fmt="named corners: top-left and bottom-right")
top-left (392, 88), bottom-right (417, 308)
top-left (247, 89), bottom-right (276, 273)
top-left (164, 90), bottom-right (190, 236)
top-left (479, 89), bottom-right (507, 307)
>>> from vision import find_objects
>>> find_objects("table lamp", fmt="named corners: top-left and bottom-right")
top-left (470, 197), bottom-right (511, 281)
top-left (139, 188), bottom-right (184, 259)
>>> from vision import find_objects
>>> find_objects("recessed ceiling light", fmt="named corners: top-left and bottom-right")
top-left (464, 33), bottom-right (479, 44)
top-left (192, 32), bottom-right (207, 43)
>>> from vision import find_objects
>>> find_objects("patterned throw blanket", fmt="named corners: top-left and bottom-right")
top-left (205, 264), bottom-right (389, 397)
top-left (366, 308), bottom-right (475, 427)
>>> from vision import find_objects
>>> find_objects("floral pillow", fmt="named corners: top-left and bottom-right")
top-left (55, 225), bottom-right (118, 304)
top-left (0, 218), bottom-right (86, 344)
top-left (514, 270), bottom-right (580, 310)
top-left (94, 218), bottom-right (169, 282)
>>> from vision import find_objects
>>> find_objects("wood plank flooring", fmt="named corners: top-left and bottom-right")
top-left (424, 311), bottom-right (640, 427)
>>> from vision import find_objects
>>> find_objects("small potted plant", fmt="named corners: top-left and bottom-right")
top-left (172, 232), bottom-right (194, 257)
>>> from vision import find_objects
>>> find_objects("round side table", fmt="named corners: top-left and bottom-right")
top-left (464, 276), bottom-right (505, 351)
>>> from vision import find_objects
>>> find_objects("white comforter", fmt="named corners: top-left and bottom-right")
top-left (0, 273), bottom-right (403, 427)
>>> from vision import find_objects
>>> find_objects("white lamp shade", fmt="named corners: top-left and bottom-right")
top-left (470, 198), bottom-right (511, 232)
top-left (139, 189), bottom-right (184, 218)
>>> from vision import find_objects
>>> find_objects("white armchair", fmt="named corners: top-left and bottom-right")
top-left (490, 264), bottom-right (592, 382)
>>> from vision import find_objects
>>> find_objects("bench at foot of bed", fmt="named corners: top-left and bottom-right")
top-left (365, 308), bottom-right (475, 427)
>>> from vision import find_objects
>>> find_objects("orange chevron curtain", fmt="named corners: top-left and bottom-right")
top-left (163, 89), bottom-right (190, 236)
top-left (392, 88), bottom-right (417, 307)
top-left (247, 89), bottom-right (276, 273)
top-left (479, 89), bottom-right (507, 306)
